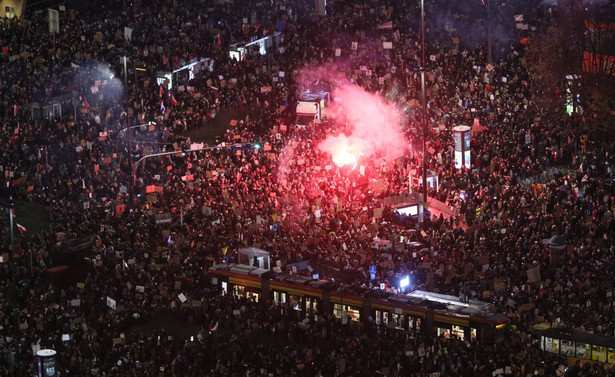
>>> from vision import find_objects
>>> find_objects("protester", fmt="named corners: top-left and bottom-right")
top-left (0, 0), bottom-right (614, 375)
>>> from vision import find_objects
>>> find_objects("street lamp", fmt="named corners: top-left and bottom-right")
top-left (420, 0), bottom-right (428, 207)
top-left (124, 121), bottom-right (157, 208)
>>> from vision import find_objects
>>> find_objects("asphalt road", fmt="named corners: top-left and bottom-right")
top-left (180, 106), bottom-right (261, 145)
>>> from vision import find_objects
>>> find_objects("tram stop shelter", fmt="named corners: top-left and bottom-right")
top-left (238, 247), bottom-right (271, 270)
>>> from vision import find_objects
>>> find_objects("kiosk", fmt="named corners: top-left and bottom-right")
top-left (37, 349), bottom-right (57, 377)
top-left (453, 125), bottom-right (472, 169)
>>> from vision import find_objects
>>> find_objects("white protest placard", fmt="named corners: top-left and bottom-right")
top-left (335, 48), bottom-right (341, 56)
top-left (351, 42), bottom-right (358, 50)
top-left (136, 285), bottom-right (145, 293)
top-left (124, 27), bottom-right (133, 41)
top-left (106, 296), bottom-right (117, 310)
top-left (383, 42), bottom-right (393, 49)
top-left (178, 293), bottom-right (187, 303)
top-left (70, 299), bottom-right (81, 307)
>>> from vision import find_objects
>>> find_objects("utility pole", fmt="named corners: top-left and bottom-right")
top-left (487, 0), bottom-right (492, 64)
top-left (420, 0), bottom-right (428, 206)
top-left (124, 122), bottom-right (156, 208)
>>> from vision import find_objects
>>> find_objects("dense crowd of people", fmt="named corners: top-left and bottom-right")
top-left (1, 0), bottom-right (614, 376)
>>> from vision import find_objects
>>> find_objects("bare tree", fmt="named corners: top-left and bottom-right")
top-left (525, 0), bottom-right (615, 127)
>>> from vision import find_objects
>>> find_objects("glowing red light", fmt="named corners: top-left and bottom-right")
top-left (332, 149), bottom-right (358, 167)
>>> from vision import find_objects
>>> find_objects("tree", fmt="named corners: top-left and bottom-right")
top-left (525, 0), bottom-right (615, 130)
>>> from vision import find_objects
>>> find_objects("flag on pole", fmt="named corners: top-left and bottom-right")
top-left (217, 34), bottom-right (221, 47)
top-left (16, 224), bottom-right (27, 232)
top-left (209, 321), bottom-right (219, 332)
top-left (160, 100), bottom-right (166, 114)
top-left (393, 29), bottom-right (401, 42)
top-left (159, 86), bottom-right (165, 98)
top-left (13, 104), bottom-right (18, 117)
top-left (376, 21), bottom-right (393, 30)
top-left (172, 95), bottom-right (178, 107)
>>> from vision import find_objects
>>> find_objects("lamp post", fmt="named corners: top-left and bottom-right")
top-left (420, 0), bottom-right (428, 206)
top-left (8, 196), bottom-right (14, 276)
top-left (124, 121), bottom-right (156, 208)
top-left (487, 0), bottom-right (492, 64)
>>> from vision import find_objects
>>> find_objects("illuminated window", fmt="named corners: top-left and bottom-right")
top-left (375, 310), bottom-right (382, 325)
top-left (452, 325), bottom-right (465, 340)
top-left (333, 304), bottom-right (360, 322)
top-left (289, 295), bottom-right (302, 311)
top-left (305, 298), bottom-right (319, 320)
top-left (245, 291), bottom-right (259, 303)
top-left (437, 327), bottom-right (451, 338)
top-left (592, 345), bottom-right (607, 362)
top-left (561, 340), bottom-right (575, 356)
top-left (412, 317), bottom-right (422, 332)
top-left (607, 347), bottom-right (615, 364)
top-left (273, 291), bottom-right (287, 305)
top-left (576, 343), bottom-right (590, 359)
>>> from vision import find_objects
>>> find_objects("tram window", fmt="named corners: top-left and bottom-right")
top-left (576, 343), bottom-right (590, 359)
top-left (334, 304), bottom-right (360, 321)
top-left (551, 338), bottom-right (560, 354)
top-left (470, 328), bottom-right (477, 341)
top-left (591, 345), bottom-right (607, 362)
top-left (221, 281), bottom-right (227, 295)
top-left (391, 314), bottom-right (401, 329)
top-left (437, 327), bottom-right (451, 338)
top-left (246, 292), bottom-right (259, 303)
top-left (608, 348), bottom-right (615, 364)
top-left (544, 337), bottom-right (559, 354)
top-left (561, 340), bottom-right (575, 356)
top-left (278, 292), bottom-right (287, 304)
top-left (415, 317), bottom-right (421, 332)
top-left (452, 325), bottom-right (464, 340)
top-left (383, 312), bottom-right (389, 325)
top-left (289, 295), bottom-right (301, 311)
top-left (305, 298), bottom-right (318, 319)
top-left (334, 303), bottom-right (343, 319)
top-left (375, 310), bottom-right (382, 325)
top-left (347, 306), bottom-right (360, 322)
top-left (233, 285), bottom-right (245, 297)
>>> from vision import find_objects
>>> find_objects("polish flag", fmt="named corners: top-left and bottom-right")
top-left (16, 223), bottom-right (27, 232)
top-left (377, 21), bottom-right (393, 30)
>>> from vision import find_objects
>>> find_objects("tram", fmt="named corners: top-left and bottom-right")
top-left (208, 263), bottom-right (509, 344)
top-left (530, 325), bottom-right (615, 367)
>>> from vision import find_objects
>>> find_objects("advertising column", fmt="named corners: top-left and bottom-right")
top-left (37, 349), bottom-right (57, 377)
top-left (453, 125), bottom-right (471, 170)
